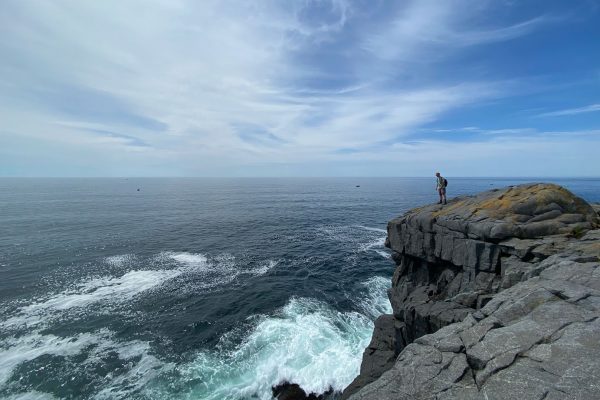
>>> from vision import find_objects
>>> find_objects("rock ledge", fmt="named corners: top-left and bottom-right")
top-left (343, 183), bottom-right (600, 400)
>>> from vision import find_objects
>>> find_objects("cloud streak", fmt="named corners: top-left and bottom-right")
top-left (538, 104), bottom-right (600, 117)
top-left (362, 2), bottom-right (553, 62)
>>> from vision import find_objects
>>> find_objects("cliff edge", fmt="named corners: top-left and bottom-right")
top-left (343, 183), bottom-right (600, 400)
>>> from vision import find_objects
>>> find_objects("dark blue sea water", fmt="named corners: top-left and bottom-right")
top-left (1, 177), bottom-right (599, 400)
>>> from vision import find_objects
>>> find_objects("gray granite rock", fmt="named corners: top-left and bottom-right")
top-left (345, 184), bottom-right (600, 400)
top-left (341, 315), bottom-right (405, 399)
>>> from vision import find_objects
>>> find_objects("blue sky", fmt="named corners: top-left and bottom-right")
top-left (0, 0), bottom-right (599, 177)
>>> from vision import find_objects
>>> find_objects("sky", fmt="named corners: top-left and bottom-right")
top-left (0, 0), bottom-right (599, 177)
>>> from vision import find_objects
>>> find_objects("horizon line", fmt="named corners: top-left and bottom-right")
top-left (1, 176), bottom-right (600, 179)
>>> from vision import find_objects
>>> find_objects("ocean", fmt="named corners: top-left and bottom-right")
top-left (1, 177), bottom-right (599, 400)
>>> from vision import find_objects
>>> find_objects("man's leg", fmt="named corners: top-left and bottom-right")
top-left (438, 189), bottom-right (443, 204)
top-left (442, 188), bottom-right (447, 204)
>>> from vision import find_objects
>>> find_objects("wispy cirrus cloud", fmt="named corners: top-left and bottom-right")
top-left (429, 127), bottom-right (537, 136)
top-left (537, 104), bottom-right (600, 117)
top-left (361, 1), bottom-right (556, 62)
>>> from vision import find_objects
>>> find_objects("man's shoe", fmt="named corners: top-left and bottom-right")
top-left (438, 201), bottom-right (442, 204)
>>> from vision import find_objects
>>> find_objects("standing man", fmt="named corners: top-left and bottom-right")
top-left (435, 172), bottom-right (447, 205)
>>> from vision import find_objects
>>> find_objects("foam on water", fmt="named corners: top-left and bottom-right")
top-left (165, 252), bottom-right (277, 290)
top-left (317, 225), bottom-right (389, 263)
top-left (358, 236), bottom-right (386, 252)
top-left (355, 226), bottom-right (387, 233)
top-left (2, 251), bottom-right (278, 332)
top-left (357, 229), bottom-right (391, 260)
top-left (359, 276), bottom-right (393, 319)
top-left (49, 269), bottom-right (182, 310)
top-left (4, 391), bottom-right (57, 400)
top-left (0, 254), bottom-right (188, 396)
top-left (374, 249), bottom-right (392, 259)
top-left (94, 344), bottom-right (172, 400)
top-left (164, 252), bottom-right (209, 268)
top-left (2, 268), bottom-right (183, 330)
top-left (0, 328), bottom-right (173, 399)
top-left (147, 298), bottom-right (372, 399)
top-left (248, 260), bottom-right (279, 276)
top-left (0, 332), bottom-right (100, 385)
top-left (145, 276), bottom-right (391, 400)
top-left (104, 254), bottom-right (134, 267)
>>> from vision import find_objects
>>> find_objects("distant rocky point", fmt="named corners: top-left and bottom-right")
top-left (342, 183), bottom-right (600, 400)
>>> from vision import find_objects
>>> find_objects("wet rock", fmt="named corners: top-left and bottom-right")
top-left (273, 382), bottom-right (332, 400)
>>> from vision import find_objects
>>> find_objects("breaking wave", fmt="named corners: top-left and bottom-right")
top-left (1, 272), bottom-right (391, 400)
top-left (145, 277), bottom-right (391, 399)
top-left (1, 229), bottom-right (391, 399)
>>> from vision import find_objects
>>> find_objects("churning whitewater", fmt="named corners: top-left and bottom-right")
top-left (0, 248), bottom-right (390, 399)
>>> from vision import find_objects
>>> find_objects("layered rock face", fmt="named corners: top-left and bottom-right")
top-left (344, 183), bottom-right (600, 400)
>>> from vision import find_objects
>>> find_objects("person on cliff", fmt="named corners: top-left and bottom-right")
top-left (435, 172), bottom-right (447, 205)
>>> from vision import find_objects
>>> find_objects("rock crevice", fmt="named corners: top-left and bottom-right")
top-left (343, 183), bottom-right (600, 400)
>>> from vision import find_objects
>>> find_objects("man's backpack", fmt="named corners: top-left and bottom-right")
top-left (443, 178), bottom-right (448, 187)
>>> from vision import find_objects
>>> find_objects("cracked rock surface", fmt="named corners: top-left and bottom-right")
top-left (343, 184), bottom-right (600, 400)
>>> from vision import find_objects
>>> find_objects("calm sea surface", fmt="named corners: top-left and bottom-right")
top-left (1, 178), bottom-right (599, 399)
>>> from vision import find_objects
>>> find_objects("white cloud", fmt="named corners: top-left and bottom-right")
top-left (537, 104), bottom-right (600, 117)
top-left (361, 1), bottom-right (553, 61)
top-left (429, 127), bottom-right (538, 136)
top-left (0, 0), bottom-right (567, 176)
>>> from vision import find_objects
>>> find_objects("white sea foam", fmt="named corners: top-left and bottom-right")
top-left (0, 331), bottom-right (102, 385)
top-left (2, 252), bottom-right (277, 332)
top-left (2, 269), bottom-right (182, 330)
top-left (146, 276), bottom-right (392, 400)
top-left (359, 276), bottom-right (393, 318)
top-left (164, 252), bottom-right (209, 268)
top-left (94, 343), bottom-right (172, 400)
top-left (160, 297), bottom-right (373, 400)
top-left (165, 252), bottom-right (243, 291)
top-left (247, 260), bottom-right (278, 276)
top-left (358, 236), bottom-right (386, 252)
top-left (0, 328), bottom-right (173, 398)
top-left (374, 249), bottom-right (392, 259)
top-left (104, 254), bottom-right (133, 267)
top-left (356, 225), bottom-right (387, 233)
top-left (356, 227), bottom-right (392, 260)
top-left (51, 269), bottom-right (182, 310)
top-left (2, 252), bottom-right (207, 331)
top-left (165, 252), bottom-right (277, 289)
top-left (317, 225), bottom-right (389, 262)
top-left (4, 391), bottom-right (58, 400)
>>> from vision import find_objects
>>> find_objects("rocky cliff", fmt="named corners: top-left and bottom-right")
top-left (343, 183), bottom-right (600, 400)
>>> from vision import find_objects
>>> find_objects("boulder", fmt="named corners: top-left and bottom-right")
top-left (273, 382), bottom-right (332, 400)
